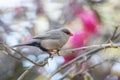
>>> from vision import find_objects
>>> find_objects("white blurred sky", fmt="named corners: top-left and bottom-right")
top-left (0, 0), bottom-right (23, 8)
top-left (0, 0), bottom-right (63, 21)
top-left (0, 0), bottom-right (35, 9)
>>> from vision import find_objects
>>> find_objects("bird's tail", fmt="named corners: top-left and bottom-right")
top-left (12, 43), bottom-right (29, 47)
top-left (11, 40), bottom-right (34, 48)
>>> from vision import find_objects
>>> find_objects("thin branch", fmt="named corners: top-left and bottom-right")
top-left (0, 43), bottom-right (21, 60)
top-left (7, 52), bottom-right (21, 60)
top-left (50, 42), bottom-right (120, 78)
top-left (60, 59), bottom-right (85, 80)
top-left (74, 59), bottom-right (109, 77)
top-left (114, 32), bottom-right (120, 42)
top-left (49, 48), bottom-right (103, 79)
top-left (60, 66), bottom-right (75, 80)
top-left (3, 44), bottom-right (44, 66)
top-left (110, 26), bottom-right (119, 41)
top-left (106, 26), bottom-right (119, 43)
top-left (61, 43), bottom-right (120, 52)
top-left (17, 57), bottom-right (49, 80)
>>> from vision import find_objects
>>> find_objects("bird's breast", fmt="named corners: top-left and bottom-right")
top-left (40, 35), bottom-right (69, 50)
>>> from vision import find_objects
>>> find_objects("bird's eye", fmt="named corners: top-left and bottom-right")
top-left (61, 29), bottom-right (73, 36)
top-left (62, 29), bottom-right (69, 34)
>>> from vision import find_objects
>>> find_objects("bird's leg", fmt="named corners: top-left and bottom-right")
top-left (56, 49), bottom-right (60, 56)
top-left (48, 50), bottom-right (53, 58)
top-left (49, 53), bottom-right (53, 58)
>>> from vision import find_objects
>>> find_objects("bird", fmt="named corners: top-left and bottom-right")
top-left (12, 28), bottom-right (73, 56)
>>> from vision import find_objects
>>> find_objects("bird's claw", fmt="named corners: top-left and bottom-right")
top-left (57, 52), bottom-right (60, 56)
top-left (56, 50), bottom-right (61, 56)
top-left (49, 54), bottom-right (53, 58)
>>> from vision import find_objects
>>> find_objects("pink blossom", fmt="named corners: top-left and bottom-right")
top-left (70, 31), bottom-right (88, 48)
top-left (64, 7), bottom-right (101, 63)
top-left (78, 10), bottom-right (100, 33)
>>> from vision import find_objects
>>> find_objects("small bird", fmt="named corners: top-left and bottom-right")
top-left (12, 28), bottom-right (73, 56)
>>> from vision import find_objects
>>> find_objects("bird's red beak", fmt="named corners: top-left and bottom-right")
top-left (69, 33), bottom-right (73, 36)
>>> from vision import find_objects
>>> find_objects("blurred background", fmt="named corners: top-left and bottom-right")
top-left (0, 0), bottom-right (120, 80)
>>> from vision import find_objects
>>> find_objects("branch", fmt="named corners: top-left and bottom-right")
top-left (59, 66), bottom-right (75, 80)
top-left (106, 26), bottom-right (119, 43)
top-left (3, 44), bottom-right (47, 66)
top-left (50, 48), bottom-right (102, 79)
top-left (74, 59), bottom-right (109, 77)
top-left (50, 42), bottom-right (120, 78)
top-left (0, 43), bottom-right (50, 80)
top-left (7, 52), bottom-right (21, 60)
top-left (110, 26), bottom-right (119, 40)
top-left (17, 57), bottom-right (49, 80)
top-left (0, 43), bottom-right (21, 60)
top-left (114, 32), bottom-right (120, 39)
top-left (73, 59), bottom-right (120, 79)
top-left (61, 42), bottom-right (120, 52)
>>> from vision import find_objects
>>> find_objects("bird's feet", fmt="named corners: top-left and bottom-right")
top-left (47, 49), bottom-right (61, 58)
top-left (56, 49), bottom-right (61, 56)
top-left (47, 50), bottom-right (54, 58)
top-left (49, 54), bottom-right (53, 58)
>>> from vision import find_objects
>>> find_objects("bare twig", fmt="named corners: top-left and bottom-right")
top-left (114, 32), bottom-right (120, 39)
top-left (3, 44), bottom-right (44, 66)
top-left (17, 57), bottom-right (49, 80)
top-left (110, 26), bottom-right (119, 40)
top-left (60, 59), bottom-right (85, 80)
top-left (107, 26), bottom-right (119, 42)
top-left (61, 43), bottom-right (120, 52)
top-left (49, 48), bottom-right (102, 78)
top-left (74, 59), bottom-right (109, 77)
top-left (105, 26), bottom-right (119, 43)
top-left (50, 42), bottom-right (120, 78)
top-left (7, 52), bottom-right (21, 60)
top-left (0, 42), bottom-right (21, 60)
top-left (60, 66), bottom-right (75, 80)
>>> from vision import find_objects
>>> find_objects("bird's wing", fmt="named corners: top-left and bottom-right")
top-left (33, 30), bottom-right (62, 39)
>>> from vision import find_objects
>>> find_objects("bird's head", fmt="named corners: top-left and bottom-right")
top-left (61, 28), bottom-right (73, 36)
